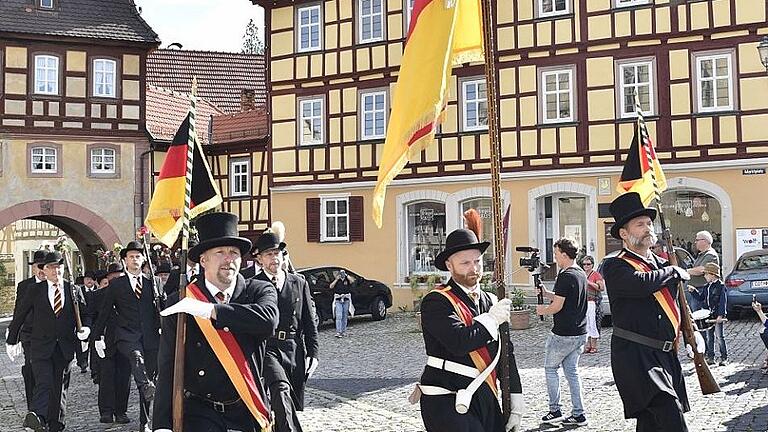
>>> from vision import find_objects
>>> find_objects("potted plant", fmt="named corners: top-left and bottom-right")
top-left (509, 289), bottom-right (530, 330)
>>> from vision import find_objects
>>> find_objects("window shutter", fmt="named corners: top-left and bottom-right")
top-left (306, 198), bottom-right (321, 242)
top-left (349, 196), bottom-right (364, 242)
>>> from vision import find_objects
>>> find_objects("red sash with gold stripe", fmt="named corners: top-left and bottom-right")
top-left (186, 283), bottom-right (272, 430)
top-left (433, 286), bottom-right (498, 396)
top-left (618, 251), bottom-right (681, 333)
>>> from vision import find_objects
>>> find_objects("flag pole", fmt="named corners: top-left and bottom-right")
top-left (172, 76), bottom-right (199, 431)
top-left (480, 0), bottom-right (511, 419)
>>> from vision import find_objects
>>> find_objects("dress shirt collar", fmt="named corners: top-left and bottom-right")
top-left (455, 280), bottom-right (481, 305)
top-left (263, 269), bottom-right (285, 291)
top-left (205, 278), bottom-right (236, 302)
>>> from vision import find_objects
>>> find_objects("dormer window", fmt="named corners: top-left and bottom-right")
top-left (40, 0), bottom-right (54, 9)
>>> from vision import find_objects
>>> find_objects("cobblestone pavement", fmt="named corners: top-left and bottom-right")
top-left (2, 313), bottom-right (768, 431)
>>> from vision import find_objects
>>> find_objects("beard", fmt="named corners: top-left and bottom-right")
top-left (215, 266), bottom-right (237, 285)
top-left (452, 270), bottom-right (481, 288)
top-left (627, 231), bottom-right (658, 249)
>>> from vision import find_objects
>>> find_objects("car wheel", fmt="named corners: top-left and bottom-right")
top-left (726, 308), bottom-right (740, 321)
top-left (370, 296), bottom-right (387, 321)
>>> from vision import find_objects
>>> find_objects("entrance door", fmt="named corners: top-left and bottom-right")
top-left (537, 195), bottom-right (589, 280)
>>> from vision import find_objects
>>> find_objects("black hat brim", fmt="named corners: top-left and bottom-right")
top-left (610, 208), bottom-right (658, 240)
top-left (120, 247), bottom-right (144, 259)
top-left (434, 241), bottom-right (490, 271)
top-left (188, 237), bottom-right (253, 263)
top-left (38, 258), bottom-right (65, 269)
top-left (255, 242), bottom-right (286, 255)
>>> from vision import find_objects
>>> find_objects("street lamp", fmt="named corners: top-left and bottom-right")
top-left (759, 36), bottom-right (768, 72)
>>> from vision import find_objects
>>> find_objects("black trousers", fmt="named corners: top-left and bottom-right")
top-left (420, 391), bottom-right (505, 432)
top-left (75, 341), bottom-right (88, 370)
top-left (21, 341), bottom-right (35, 411)
top-left (182, 396), bottom-right (257, 432)
top-left (89, 340), bottom-right (101, 381)
top-left (269, 381), bottom-right (303, 432)
top-left (635, 392), bottom-right (689, 432)
top-left (138, 348), bottom-right (158, 426)
top-left (98, 352), bottom-right (131, 416)
top-left (30, 344), bottom-right (71, 431)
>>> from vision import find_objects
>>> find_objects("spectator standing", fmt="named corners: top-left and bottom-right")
top-left (689, 263), bottom-right (728, 365)
top-left (330, 270), bottom-right (355, 338)
top-left (580, 256), bottom-right (604, 354)
top-left (686, 231), bottom-right (719, 311)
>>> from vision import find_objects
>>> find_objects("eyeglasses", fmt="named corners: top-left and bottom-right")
top-left (695, 238), bottom-right (706, 242)
top-left (583, 263), bottom-right (593, 266)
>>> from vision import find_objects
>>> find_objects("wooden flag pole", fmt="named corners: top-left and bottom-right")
top-left (480, 0), bottom-right (511, 419)
top-left (172, 76), bottom-right (199, 431)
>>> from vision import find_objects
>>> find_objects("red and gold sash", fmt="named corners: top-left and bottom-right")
top-left (186, 283), bottom-right (272, 430)
top-left (433, 286), bottom-right (498, 396)
top-left (618, 251), bottom-right (680, 333)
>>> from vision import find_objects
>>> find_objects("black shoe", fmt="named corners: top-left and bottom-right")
top-left (541, 410), bottom-right (564, 425)
top-left (114, 413), bottom-right (130, 424)
top-left (562, 414), bottom-right (589, 426)
top-left (719, 359), bottom-right (728, 366)
top-left (23, 412), bottom-right (47, 432)
top-left (706, 357), bottom-right (715, 365)
top-left (141, 382), bottom-right (156, 402)
top-left (80, 366), bottom-right (88, 373)
top-left (99, 414), bottom-right (113, 423)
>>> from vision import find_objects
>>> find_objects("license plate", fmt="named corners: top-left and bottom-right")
top-left (752, 280), bottom-right (768, 288)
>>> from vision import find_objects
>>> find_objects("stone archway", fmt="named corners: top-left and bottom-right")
top-left (0, 200), bottom-right (122, 270)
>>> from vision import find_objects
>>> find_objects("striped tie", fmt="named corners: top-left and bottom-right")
top-left (53, 284), bottom-right (62, 317)
top-left (215, 292), bottom-right (226, 304)
top-left (134, 279), bottom-right (142, 299)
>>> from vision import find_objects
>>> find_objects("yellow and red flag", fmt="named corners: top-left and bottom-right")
top-left (372, 0), bottom-right (484, 227)
top-left (145, 113), bottom-right (222, 246)
top-left (616, 111), bottom-right (667, 206)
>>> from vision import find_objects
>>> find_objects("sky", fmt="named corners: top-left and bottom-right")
top-left (134, 0), bottom-right (265, 52)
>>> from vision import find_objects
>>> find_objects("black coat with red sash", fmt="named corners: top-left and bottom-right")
top-left (419, 279), bottom-right (522, 432)
top-left (602, 248), bottom-right (690, 418)
top-left (152, 274), bottom-right (279, 430)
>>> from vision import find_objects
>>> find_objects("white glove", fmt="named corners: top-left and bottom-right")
top-left (686, 331), bottom-right (706, 358)
top-left (77, 326), bottom-right (91, 341)
top-left (488, 298), bottom-right (512, 326)
top-left (95, 337), bottom-right (106, 359)
top-left (506, 393), bottom-right (525, 431)
top-left (6, 343), bottom-right (22, 362)
top-left (154, 429), bottom-right (173, 432)
top-left (305, 357), bottom-right (319, 379)
top-left (81, 341), bottom-right (89, 352)
top-left (160, 297), bottom-right (215, 319)
top-left (672, 266), bottom-right (691, 281)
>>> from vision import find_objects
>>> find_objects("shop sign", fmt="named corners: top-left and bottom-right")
top-left (742, 168), bottom-right (766, 176)
top-left (736, 228), bottom-right (768, 260)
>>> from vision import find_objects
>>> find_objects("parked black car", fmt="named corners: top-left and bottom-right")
top-left (298, 266), bottom-right (393, 323)
top-left (725, 249), bottom-right (768, 319)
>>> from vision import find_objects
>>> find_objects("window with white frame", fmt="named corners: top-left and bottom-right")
top-left (39, 0), bottom-right (53, 8)
top-left (229, 158), bottom-right (250, 197)
top-left (31, 147), bottom-right (56, 173)
top-left (696, 53), bottom-right (733, 112)
top-left (90, 148), bottom-right (116, 173)
top-left (539, 0), bottom-right (568, 17)
top-left (619, 61), bottom-right (654, 117)
top-left (359, 0), bottom-right (384, 43)
top-left (298, 5), bottom-right (322, 52)
top-left (614, 0), bottom-right (649, 7)
top-left (299, 98), bottom-right (324, 145)
top-left (360, 91), bottom-right (387, 139)
top-left (93, 59), bottom-right (116, 98)
top-left (404, 0), bottom-right (416, 33)
top-left (541, 68), bottom-right (574, 123)
top-left (405, 201), bottom-right (446, 273)
top-left (34, 55), bottom-right (59, 95)
top-left (462, 79), bottom-right (488, 131)
top-left (321, 197), bottom-right (349, 242)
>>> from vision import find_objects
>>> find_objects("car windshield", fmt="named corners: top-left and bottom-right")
top-left (737, 254), bottom-right (768, 271)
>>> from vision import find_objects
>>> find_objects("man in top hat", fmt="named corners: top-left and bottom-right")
top-left (155, 262), bottom-right (172, 293)
top-left (10, 249), bottom-right (47, 410)
top-left (6, 251), bottom-right (91, 432)
top-left (92, 240), bottom-right (160, 430)
top-left (153, 212), bottom-right (278, 432)
top-left (253, 229), bottom-right (319, 432)
top-left (415, 228), bottom-right (524, 432)
top-left (602, 192), bottom-right (704, 432)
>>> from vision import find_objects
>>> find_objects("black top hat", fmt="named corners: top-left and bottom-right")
top-left (38, 251), bottom-right (65, 269)
top-left (28, 250), bottom-right (47, 265)
top-left (253, 231), bottom-right (286, 255)
top-left (84, 270), bottom-right (96, 279)
top-left (609, 192), bottom-right (658, 240)
top-left (434, 229), bottom-right (490, 271)
top-left (94, 269), bottom-right (109, 284)
top-left (75, 275), bottom-right (84, 285)
top-left (188, 212), bottom-right (252, 263)
top-left (156, 262), bottom-right (172, 274)
top-left (120, 241), bottom-right (144, 259)
top-left (107, 262), bottom-right (124, 275)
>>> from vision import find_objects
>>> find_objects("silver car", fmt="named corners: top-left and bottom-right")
top-left (725, 249), bottom-right (768, 319)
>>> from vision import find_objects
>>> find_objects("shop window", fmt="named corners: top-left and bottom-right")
top-left (297, 4), bottom-right (322, 52)
top-left (359, 0), bottom-right (385, 43)
top-left (537, 195), bottom-right (587, 280)
top-left (406, 201), bottom-right (446, 273)
top-left (461, 78), bottom-right (488, 131)
top-left (229, 158), bottom-right (250, 197)
top-left (461, 198), bottom-right (495, 272)
top-left (661, 190), bottom-right (722, 257)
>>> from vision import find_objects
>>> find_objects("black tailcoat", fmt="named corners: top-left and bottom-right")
top-left (13, 276), bottom-right (38, 343)
top-left (152, 274), bottom-right (278, 430)
top-left (92, 274), bottom-right (160, 351)
top-left (603, 249), bottom-right (690, 418)
top-left (418, 280), bottom-right (523, 432)
top-left (255, 271), bottom-right (319, 411)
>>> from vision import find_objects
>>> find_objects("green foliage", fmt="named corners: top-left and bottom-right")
top-left (511, 289), bottom-right (527, 311)
top-left (241, 19), bottom-right (265, 55)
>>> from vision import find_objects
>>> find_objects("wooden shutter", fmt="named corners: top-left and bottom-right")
top-left (349, 196), bottom-right (364, 242)
top-left (306, 198), bottom-right (321, 242)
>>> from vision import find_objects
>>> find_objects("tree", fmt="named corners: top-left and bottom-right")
top-left (241, 19), bottom-right (265, 55)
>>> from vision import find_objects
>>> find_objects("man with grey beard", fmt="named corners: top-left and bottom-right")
top-left (602, 192), bottom-right (703, 432)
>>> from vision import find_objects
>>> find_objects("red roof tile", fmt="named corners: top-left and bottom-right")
top-left (146, 85), bottom-right (223, 145)
top-left (211, 107), bottom-right (269, 145)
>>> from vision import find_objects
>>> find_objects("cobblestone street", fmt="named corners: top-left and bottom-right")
top-left (2, 312), bottom-right (768, 431)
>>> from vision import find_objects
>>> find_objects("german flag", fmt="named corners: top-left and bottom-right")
top-left (616, 112), bottom-right (667, 206)
top-left (145, 113), bottom-right (222, 247)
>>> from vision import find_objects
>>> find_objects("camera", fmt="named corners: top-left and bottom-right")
top-left (516, 246), bottom-right (548, 273)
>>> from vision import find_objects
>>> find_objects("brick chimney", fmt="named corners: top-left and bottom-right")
top-left (241, 89), bottom-right (256, 112)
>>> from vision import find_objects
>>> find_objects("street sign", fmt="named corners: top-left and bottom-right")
top-left (742, 168), bottom-right (766, 176)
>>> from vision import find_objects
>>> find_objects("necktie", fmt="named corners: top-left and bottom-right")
top-left (215, 292), bottom-right (226, 304)
top-left (53, 284), bottom-right (62, 316)
top-left (134, 278), bottom-right (142, 299)
top-left (469, 291), bottom-right (479, 304)
top-left (271, 276), bottom-right (279, 292)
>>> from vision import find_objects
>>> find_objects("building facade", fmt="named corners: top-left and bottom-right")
top-left (254, 0), bottom-right (768, 309)
top-left (0, 0), bottom-right (160, 269)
